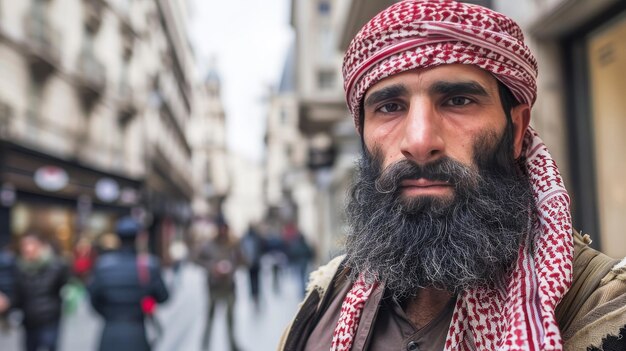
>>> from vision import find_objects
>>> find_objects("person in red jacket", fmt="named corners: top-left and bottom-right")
top-left (72, 237), bottom-right (94, 282)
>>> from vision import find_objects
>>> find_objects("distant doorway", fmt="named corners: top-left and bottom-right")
top-left (586, 13), bottom-right (626, 257)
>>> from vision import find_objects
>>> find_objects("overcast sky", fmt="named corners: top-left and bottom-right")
top-left (189, 0), bottom-right (293, 163)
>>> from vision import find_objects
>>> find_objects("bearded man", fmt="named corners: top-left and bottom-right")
top-left (279, 1), bottom-right (626, 351)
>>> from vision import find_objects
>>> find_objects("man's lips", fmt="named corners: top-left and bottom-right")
top-left (400, 178), bottom-right (451, 188)
top-left (399, 178), bottom-right (453, 197)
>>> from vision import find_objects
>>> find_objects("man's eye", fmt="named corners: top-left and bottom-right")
top-left (378, 103), bottom-right (401, 113)
top-left (445, 97), bottom-right (472, 106)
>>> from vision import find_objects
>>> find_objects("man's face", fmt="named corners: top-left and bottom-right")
top-left (362, 64), bottom-right (528, 206)
top-left (20, 236), bottom-right (43, 262)
top-left (344, 64), bottom-right (533, 295)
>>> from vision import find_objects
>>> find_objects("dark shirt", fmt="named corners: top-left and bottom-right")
top-left (305, 282), bottom-right (454, 351)
top-left (13, 257), bottom-right (69, 328)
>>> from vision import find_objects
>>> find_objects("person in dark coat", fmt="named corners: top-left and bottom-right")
top-left (284, 227), bottom-right (314, 298)
top-left (0, 244), bottom-right (16, 330)
top-left (13, 233), bottom-right (69, 351)
top-left (0, 244), bottom-right (15, 298)
top-left (239, 224), bottom-right (264, 309)
top-left (88, 217), bottom-right (169, 351)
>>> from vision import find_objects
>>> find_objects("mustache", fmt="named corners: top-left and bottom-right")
top-left (370, 151), bottom-right (479, 195)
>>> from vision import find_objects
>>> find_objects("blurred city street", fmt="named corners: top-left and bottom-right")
top-left (0, 262), bottom-right (303, 351)
top-left (1, 0), bottom-right (626, 349)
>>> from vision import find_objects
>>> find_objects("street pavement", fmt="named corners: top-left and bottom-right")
top-left (0, 261), bottom-right (305, 351)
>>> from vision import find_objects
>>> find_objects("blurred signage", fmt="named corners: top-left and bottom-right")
top-left (120, 187), bottom-right (139, 205)
top-left (34, 166), bottom-right (69, 192)
top-left (77, 194), bottom-right (92, 214)
top-left (1, 183), bottom-right (16, 207)
top-left (95, 178), bottom-right (120, 202)
top-left (307, 146), bottom-right (336, 170)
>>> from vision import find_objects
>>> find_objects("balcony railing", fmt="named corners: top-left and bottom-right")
top-left (120, 19), bottom-right (135, 61)
top-left (80, 141), bottom-right (126, 172)
top-left (83, 0), bottom-right (104, 33)
top-left (22, 15), bottom-right (61, 81)
top-left (24, 108), bottom-right (40, 140)
top-left (77, 51), bottom-right (106, 109)
top-left (0, 99), bottom-right (13, 139)
top-left (118, 81), bottom-right (137, 125)
top-left (19, 109), bottom-right (78, 156)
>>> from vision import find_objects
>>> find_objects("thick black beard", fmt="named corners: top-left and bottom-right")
top-left (344, 131), bottom-right (535, 297)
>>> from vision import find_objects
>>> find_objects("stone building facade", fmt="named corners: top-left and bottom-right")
top-left (0, 0), bottom-right (224, 258)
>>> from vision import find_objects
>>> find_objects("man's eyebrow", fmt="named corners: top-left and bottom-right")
top-left (429, 81), bottom-right (489, 97)
top-left (363, 84), bottom-right (408, 108)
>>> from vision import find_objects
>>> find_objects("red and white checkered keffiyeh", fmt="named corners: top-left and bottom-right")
top-left (343, 0), bottom-right (538, 132)
top-left (333, 1), bottom-right (573, 350)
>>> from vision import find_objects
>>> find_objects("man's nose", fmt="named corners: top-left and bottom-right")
top-left (399, 100), bottom-right (445, 164)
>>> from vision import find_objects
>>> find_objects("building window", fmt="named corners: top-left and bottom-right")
top-left (318, 1), bottom-right (330, 16)
top-left (26, 82), bottom-right (43, 136)
top-left (83, 27), bottom-right (95, 53)
top-left (317, 70), bottom-right (335, 90)
top-left (280, 108), bottom-right (288, 125)
top-left (319, 26), bottom-right (335, 61)
top-left (317, 0), bottom-right (334, 61)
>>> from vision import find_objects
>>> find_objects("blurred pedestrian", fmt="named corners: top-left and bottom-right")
top-left (72, 237), bottom-right (94, 282)
top-left (195, 219), bottom-right (241, 351)
top-left (240, 224), bottom-right (264, 309)
top-left (0, 244), bottom-right (16, 331)
top-left (168, 238), bottom-right (188, 292)
top-left (95, 232), bottom-right (120, 255)
top-left (61, 237), bottom-right (95, 316)
top-left (283, 224), bottom-right (314, 297)
top-left (88, 216), bottom-right (169, 351)
top-left (265, 226), bottom-right (287, 294)
top-left (13, 232), bottom-right (69, 351)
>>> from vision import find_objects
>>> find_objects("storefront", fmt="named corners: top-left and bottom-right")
top-left (583, 12), bottom-right (626, 258)
top-left (0, 142), bottom-right (143, 252)
top-left (143, 152), bottom-right (193, 262)
top-left (559, 1), bottom-right (626, 257)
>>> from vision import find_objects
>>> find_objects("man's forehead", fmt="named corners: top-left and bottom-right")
top-left (364, 64), bottom-right (499, 99)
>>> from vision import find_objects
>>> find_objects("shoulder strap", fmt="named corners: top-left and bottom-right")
top-left (137, 254), bottom-right (150, 286)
